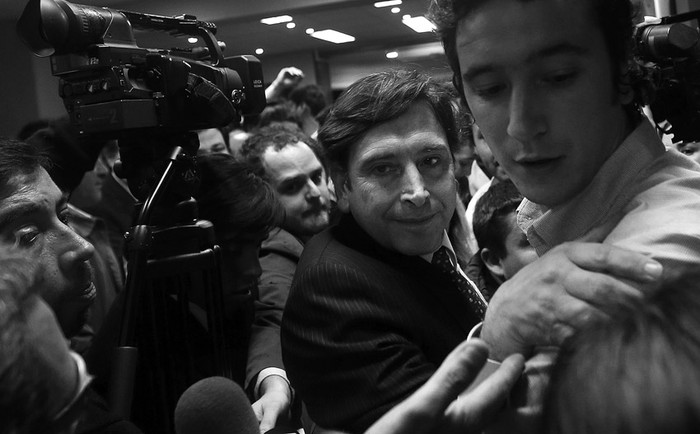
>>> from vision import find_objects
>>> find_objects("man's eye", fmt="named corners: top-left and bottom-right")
top-left (59, 211), bottom-right (70, 225)
top-left (372, 164), bottom-right (395, 176)
top-left (472, 83), bottom-right (506, 99)
top-left (422, 156), bottom-right (440, 167)
top-left (543, 70), bottom-right (578, 86)
top-left (14, 226), bottom-right (40, 247)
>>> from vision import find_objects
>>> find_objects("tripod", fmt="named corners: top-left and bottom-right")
top-left (107, 132), bottom-right (248, 433)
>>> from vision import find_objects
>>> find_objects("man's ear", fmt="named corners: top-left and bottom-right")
top-left (331, 170), bottom-right (350, 213)
top-left (617, 60), bottom-right (635, 105)
top-left (480, 247), bottom-right (505, 281)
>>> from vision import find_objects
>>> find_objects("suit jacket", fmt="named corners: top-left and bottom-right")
top-left (281, 214), bottom-right (480, 433)
top-left (246, 227), bottom-right (304, 391)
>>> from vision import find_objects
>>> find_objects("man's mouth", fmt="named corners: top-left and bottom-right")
top-left (516, 156), bottom-right (562, 171)
top-left (303, 205), bottom-right (329, 218)
top-left (80, 282), bottom-right (97, 302)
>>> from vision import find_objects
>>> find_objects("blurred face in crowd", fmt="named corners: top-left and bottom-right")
top-left (28, 296), bottom-right (91, 433)
top-left (262, 142), bottom-right (331, 240)
top-left (675, 141), bottom-right (700, 166)
top-left (337, 102), bottom-right (456, 256)
top-left (69, 148), bottom-right (111, 209)
top-left (218, 229), bottom-right (267, 298)
top-left (496, 213), bottom-right (538, 280)
top-left (0, 168), bottom-right (95, 337)
top-left (197, 128), bottom-right (230, 155)
top-left (472, 123), bottom-right (509, 182)
top-left (456, 0), bottom-right (631, 207)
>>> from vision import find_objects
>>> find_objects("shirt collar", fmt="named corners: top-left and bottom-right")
top-left (517, 119), bottom-right (665, 255)
top-left (421, 231), bottom-right (458, 267)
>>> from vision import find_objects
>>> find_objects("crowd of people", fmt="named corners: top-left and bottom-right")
top-left (2, 0), bottom-right (700, 433)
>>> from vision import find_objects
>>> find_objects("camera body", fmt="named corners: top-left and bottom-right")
top-left (18, 0), bottom-right (266, 137)
top-left (633, 13), bottom-right (700, 143)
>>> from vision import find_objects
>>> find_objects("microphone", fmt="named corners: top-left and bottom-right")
top-left (174, 376), bottom-right (259, 434)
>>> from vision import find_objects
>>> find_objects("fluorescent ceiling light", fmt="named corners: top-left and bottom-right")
top-left (310, 29), bottom-right (356, 44)
top-left (260, 15), bottom-right (293, 25)
top-left (374, 0), bottom-right (402, 7)
top-left (402, 16), bottom-right (436, 33)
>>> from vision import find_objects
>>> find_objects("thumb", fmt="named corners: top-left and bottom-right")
top-left (365, 339), bottom-right (490, 434)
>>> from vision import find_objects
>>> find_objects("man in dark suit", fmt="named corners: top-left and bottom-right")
top-left (281, 69), bottom-right (661, 433)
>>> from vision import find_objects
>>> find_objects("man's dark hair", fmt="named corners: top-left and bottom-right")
top-left (427, 0), bottom-right (640, 115)
top-left (318, 68), bottom-right (462, 178)
top-left (240, 123), bottom-right (326, 182)
top-left (257, 100), bottom-right (314, 133)
top-left (0, 138), bottom-right (48, 199)
top-left (289, 84), bottom-right (328, 117)
top-left (0, 251), bottom-right (54, 434)
top-left (25, 118), bottom-right (103, 193)
top-left (543, 273), bottom-right (700, 434)
top-left (195, 153), bottom-right (283, 242)
top-left (472, 179), bottom-right (523, 259)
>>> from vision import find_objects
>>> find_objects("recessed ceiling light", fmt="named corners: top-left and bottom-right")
top-left (287, 22), bottom-right (296, 29)
top-left (402, 16), bottom-right (436, 33)
top-left (386, 51), bottom-right (399, 59)
top-left (402, 14), bottom-right (411, 20)
top-left (374, 0), bottom-right (402, 7)
top-left (187, 37), bottom-right (198, 44)
top-left (310, 29), bottom-right (356, 44)
top-left (255, 48), bottom-right (264, 55)
top-left (260, 15), bottom-right (293, 25)
top-left (391, 7), bottom-right (401, 13)
top-left (306, 28), bottom-right (315, 35)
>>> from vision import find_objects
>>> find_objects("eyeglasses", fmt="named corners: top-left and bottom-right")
top-left (50, 350), bottom-right (94, 430)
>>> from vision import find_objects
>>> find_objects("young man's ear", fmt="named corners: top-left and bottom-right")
top-left (480, 247), bottom-right (505, 283)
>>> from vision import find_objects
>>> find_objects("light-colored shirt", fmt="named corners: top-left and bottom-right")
top-left (517, 120), bottom-right (700, 275)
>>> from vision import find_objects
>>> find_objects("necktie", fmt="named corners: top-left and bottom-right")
top-left (432, 246), bottom-right (487, 320)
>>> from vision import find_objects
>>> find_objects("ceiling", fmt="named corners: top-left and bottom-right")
top-left (6, 0), bottom-right (442, 59)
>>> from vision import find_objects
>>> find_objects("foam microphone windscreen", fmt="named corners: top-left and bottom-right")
top-left (174, 376), bottom-right (259, 434)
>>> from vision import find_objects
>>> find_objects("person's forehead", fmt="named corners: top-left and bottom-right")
top-left (263, 142), bottom-right (321, 173)
top-left (351, 103), bottom-right (450, 162)
top-left (0, 169), bottom-right (63, 228)
top-left (456, 0), bottom-right (599, 73)
top-left (198, 128), bottom-right (225, 145)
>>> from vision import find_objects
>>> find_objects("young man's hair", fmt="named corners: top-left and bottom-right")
top-left (318, 68), bottom-right (462, 177)
top-left (472, 179), bottom-right (523, 259)
top-left (195, 153), bottom-right (283, 242)
top-left (0, 137), bottom-right (48, 198)
top-left (427, 0), bottom-right (641, 115)
top-left (257, 100), bottom-right (314, 133)
top-left (0, 251), bottom-right (54, 434)
top-left (239, 123), bottom-right (326, 182)
top-left (25, 117), bottom-right (104, 192)
top-left (543, 273), bottom-right (700, 434)
top-left (289, 84), bottom-right (329, 117)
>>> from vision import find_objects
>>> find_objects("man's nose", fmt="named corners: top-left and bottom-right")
top-left (506, 84), bottom-right (547, 143)
top-left (58, 226), bottom-right (94, 271)
top-left (400, 165), bottom-right (429, 207)
top-left (305, 179), bottom-right (321, 200)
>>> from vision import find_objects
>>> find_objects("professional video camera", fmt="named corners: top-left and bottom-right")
top-left (633, 10), bottom-right (700, 143)
top-left (17, 0), bottom-right (265, 137)
top-left (17, 1), bottom-right (266, 432)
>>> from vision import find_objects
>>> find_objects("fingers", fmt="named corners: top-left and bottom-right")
top-left (413, 339), bottom-right (490, 410)
top-left (558, 242), bottom-right (663, 285)
top-left (446, 353), bottom-right (525, 430)
top-left (364, 339), bottom-right (490, 434)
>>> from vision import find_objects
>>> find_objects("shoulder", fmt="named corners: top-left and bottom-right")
top-left (609, 152), bottom-right (700, 269)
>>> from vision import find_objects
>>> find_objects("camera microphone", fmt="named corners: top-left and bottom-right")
top-left (174, 376), bottom-right (259, 434)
